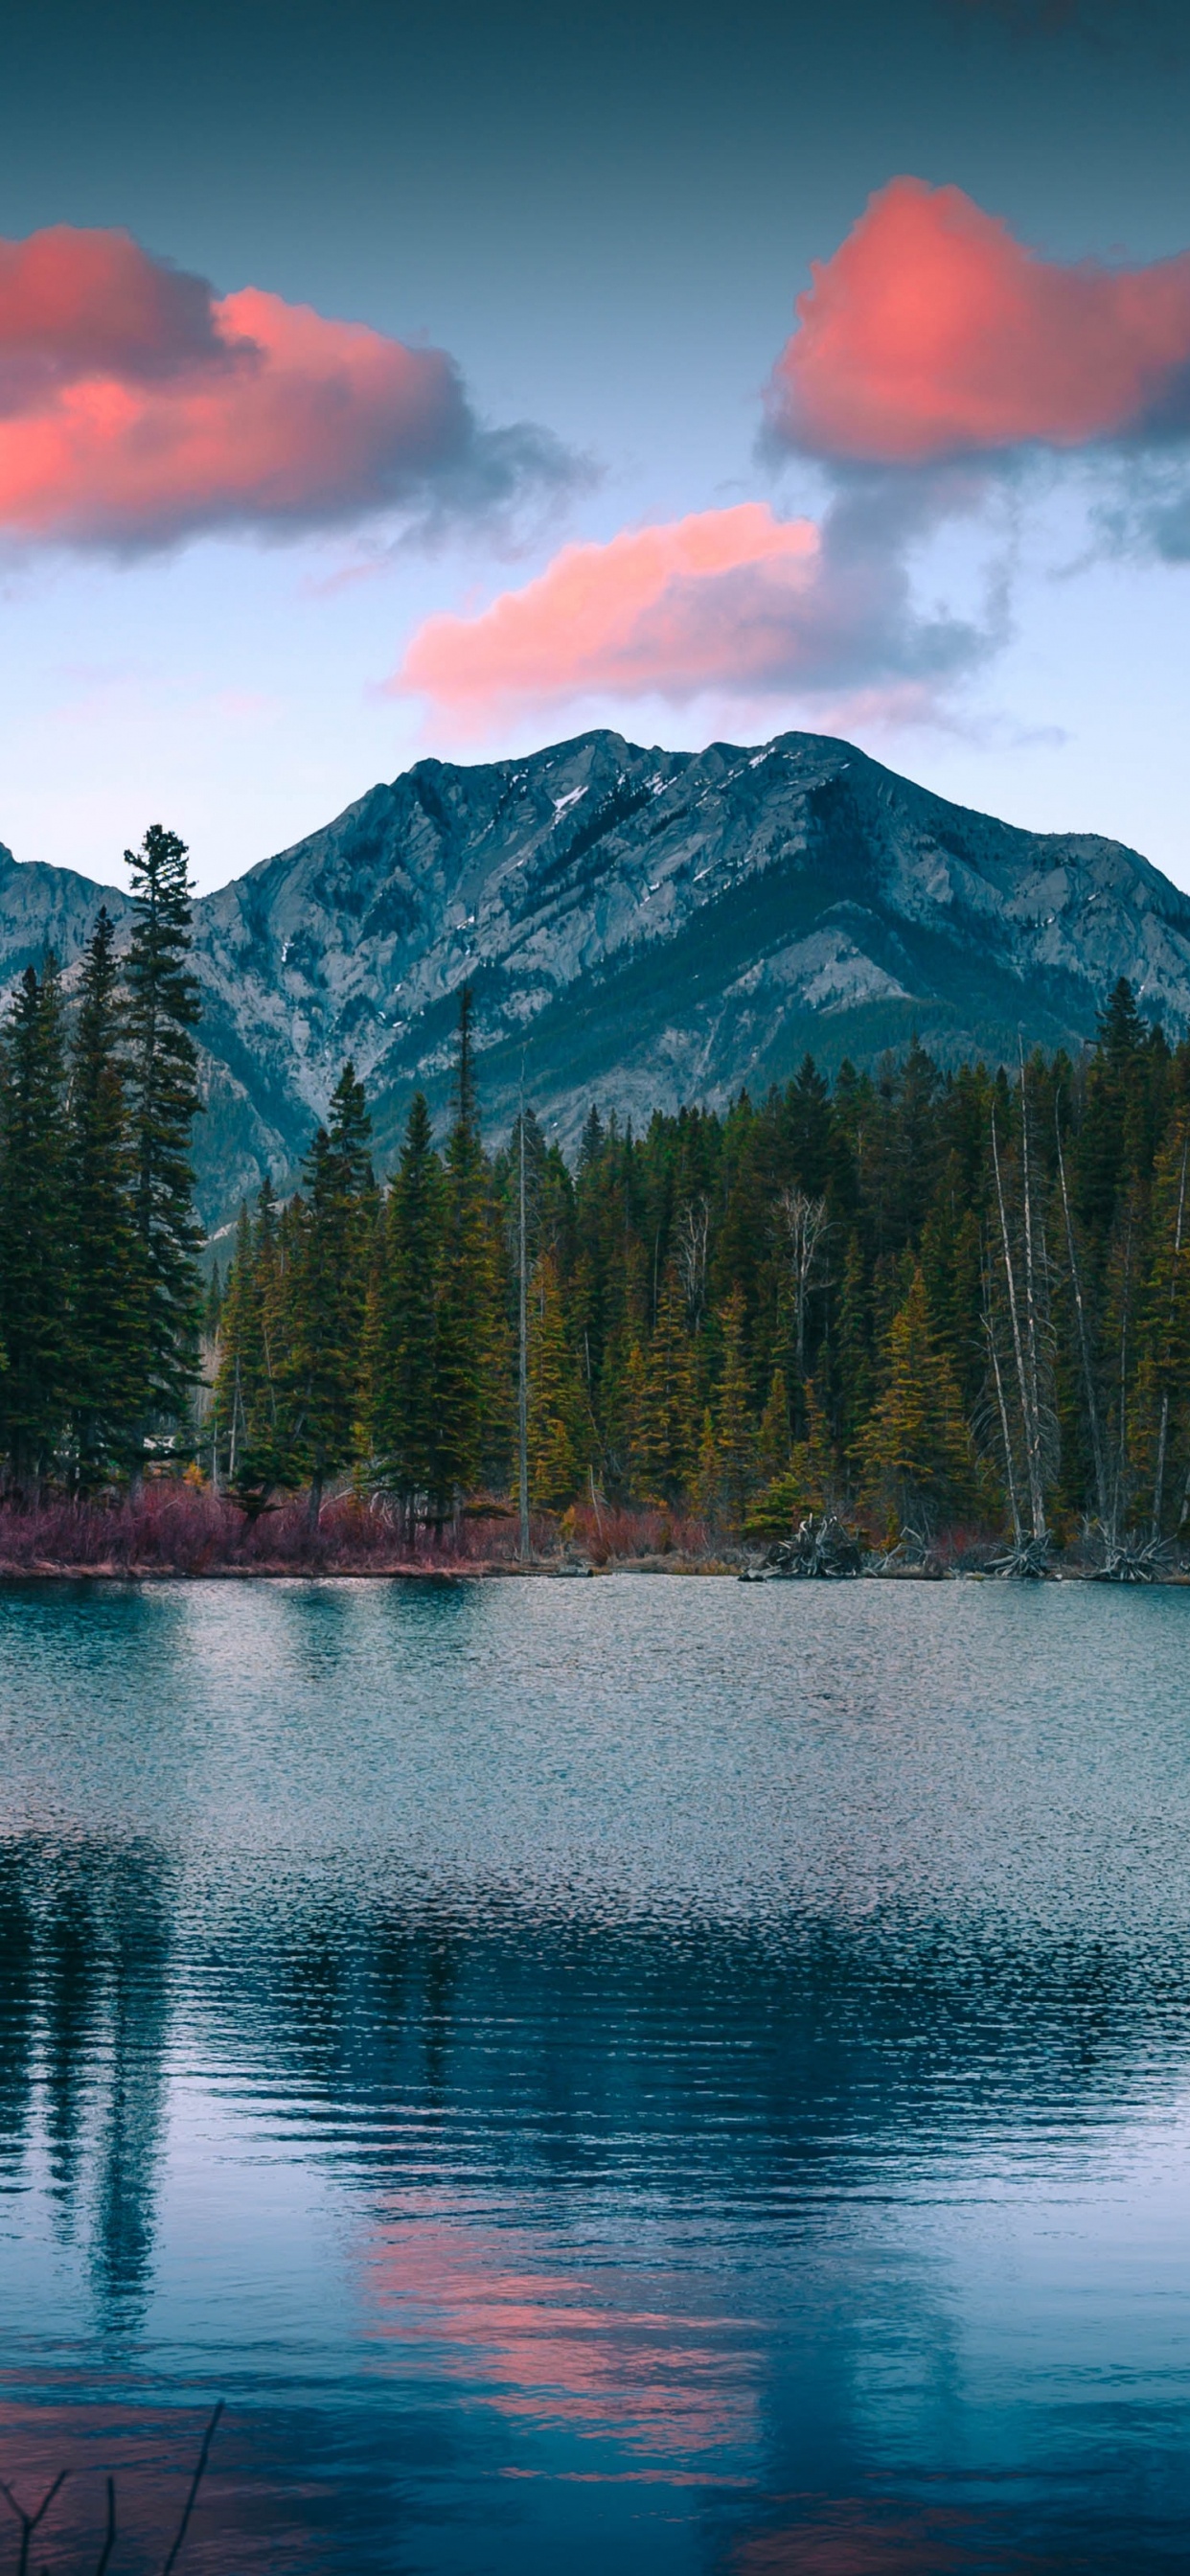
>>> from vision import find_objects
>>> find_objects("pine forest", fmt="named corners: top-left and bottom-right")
top-left (4, 829), bottom-right (1190, 1571)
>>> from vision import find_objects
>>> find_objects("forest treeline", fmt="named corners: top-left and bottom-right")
top-left (210, 977), bottom-right (1190, 1552)
top-left (2, 816), bottom-right (1189, 1553)
top-left (0, 825), bottom-right (201, 1491)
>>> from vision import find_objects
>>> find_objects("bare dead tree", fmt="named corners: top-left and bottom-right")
top-left (1112, 1208), bottom-right (1134, 1546)
top-left (1055, 1095), bottom-right (1110, 1527)
top-left (981, 1242), bottom-right (1023, 1551)
top-left (1018, 1039), bottom-right (1046, 1525)
top-left (674, 1195), bottom-right (710, 1326)
top-left (991, 1106), bottom-right (1040, 1537)
top-left (990, 1092), bottom-right (1055, 1549)
top-left (777, 1188), bottom-right (831, 1394)
top-left (1152, 1130), bottom-right (1188, 1541)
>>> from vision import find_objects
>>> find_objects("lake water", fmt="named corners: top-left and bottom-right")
top-left (2, 1576), bottom-right (1190, 2571)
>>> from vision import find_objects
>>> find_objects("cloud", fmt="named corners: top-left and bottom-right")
top-left (1089, 454), bottom-right (1190, 561)
top-left (0, 224), bottom-right (574, 549)
top-left (394, 495), bottom-right (995, 731)
top-left (767, 178), bottom-right (1190, 465)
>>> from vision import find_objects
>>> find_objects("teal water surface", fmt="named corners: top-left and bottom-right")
top-left (2, 1575), bottom-right (1189, 2571)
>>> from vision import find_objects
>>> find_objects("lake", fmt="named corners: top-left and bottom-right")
top-left (2, 1575), bottom-right (1189, 2571)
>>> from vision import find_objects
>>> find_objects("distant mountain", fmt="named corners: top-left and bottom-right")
top-left (4, 728), bottom-right (1190, 1237)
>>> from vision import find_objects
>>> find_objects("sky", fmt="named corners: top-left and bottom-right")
top-left (1, 0), bottom-right (1190, 894)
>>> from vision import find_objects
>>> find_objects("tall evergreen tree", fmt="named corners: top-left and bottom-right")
top-left (638, 1259), bottom-right (698, 1501)
top-left (123, 825), bottom-right (203, 1450)
top-left (527, 1250), bottom-right (588, 1508)
top-left (713, 1287), bottom-right (755, 1524)
top-left (286, 1063), bottom-right (374, 1514)
top-left (436, 990), bottom-right (501, 1506)
top-left (66, 909), bottom-right (141, 1485)
top-left (0, 958), bottom-right (69, 1487)
top-left (858, 1265), bottom-right (975, 1533)
top-left (368, 1090), bottom-right (444, 1530)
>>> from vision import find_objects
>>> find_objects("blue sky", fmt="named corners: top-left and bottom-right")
top-left (1, 0), bottom-right (1188, 892)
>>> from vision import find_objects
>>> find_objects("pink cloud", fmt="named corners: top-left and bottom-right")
top-left (395, 498), bottom-right (987, 727)
top-left (767, 177), bottom-right (1190, 463)
top-left (0, 225), bottom-right (567, 547)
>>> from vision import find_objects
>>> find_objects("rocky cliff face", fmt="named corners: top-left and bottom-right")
top-left (4, 729), bottom-right (1190, 1235)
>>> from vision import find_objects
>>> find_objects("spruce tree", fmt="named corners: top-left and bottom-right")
top-left (66, 909), bottom-right (141, 1486)
top-left (369, 1090), bottom-right (444, 1530)
top-left (638, 1260), bottom-right (698, 1500)
top-left (0, 958), bottom-right (69, 1488)
top-left (527, 1249), bottom-right (588, 1508)
top-left (756, 1368), bottom-right (791, 1487)
top-left (286, 1064), bottom-right (374, 1513)
top-left (214, 1205), bottom-right (256, 1483)
top-left (123, 825), bottom-right (203, 1453)
top-left (436, 990), bottom-right (501, 1509)
top-left (714, 1286), bottom-right (755, 1527)
top-left (858, 1265), bottom-right (975, 1534)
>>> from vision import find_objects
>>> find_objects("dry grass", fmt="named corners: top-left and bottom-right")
top-left (0, 1486), bottom-right (532, 1577)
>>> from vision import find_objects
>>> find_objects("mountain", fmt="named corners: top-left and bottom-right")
top-left (5, 727), bottom-right (1190, 1237)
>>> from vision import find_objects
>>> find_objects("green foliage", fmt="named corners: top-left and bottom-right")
top-left (6, 953), bottom-right (1190, 1550)
top-left (366, 1091), bottom-right (445, 1523)
top-left (0, 958), bottom-right (69, 1484)
top-left (124, 824), bottom-right (203, 1436)
top-left (283, 1064), bottom-right (375, 1509)
top-left (527, 1250), bottom-right (589, 1508)
top-left (435, 988), bottom-right (501, 1502)
top-left (67, 910), bottom-right (143, 1484)
top-left (857, 1265), bottom-right (977, 1532)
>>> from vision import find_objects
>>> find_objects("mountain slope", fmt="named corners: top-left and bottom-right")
top-left (4, 730), bottom-right (1190, 1233)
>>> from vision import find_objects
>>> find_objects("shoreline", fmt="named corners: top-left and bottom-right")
top-left (1, 1557), bottom-right (1187, 1585)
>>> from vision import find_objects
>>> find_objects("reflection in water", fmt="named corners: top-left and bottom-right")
top-left (1, 1576), bottom-right (1190, 2569)
top-left (0, 1836), bottom-right (172, 2324)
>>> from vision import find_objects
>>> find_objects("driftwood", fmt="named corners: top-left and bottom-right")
top-left (867, 1525), bottom-right (930, 1576)
top-left (1089, 1531), bottom-right (1171, 1583)
top-left (986, 1533), bottom-right (1055, 1579)
top-left (763, 1514), bottom-right (864, 1579)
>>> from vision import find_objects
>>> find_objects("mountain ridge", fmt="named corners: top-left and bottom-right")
top-left (3, 729), bottom-right (1189, 1234)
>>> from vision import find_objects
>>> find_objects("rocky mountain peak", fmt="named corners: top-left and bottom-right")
top-left (2, 728), bottom-right (1188, 1234)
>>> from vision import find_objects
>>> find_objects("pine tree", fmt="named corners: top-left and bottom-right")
top-left (714, 1286), bottom-right (755, 1527)
top-left (835, 1230), bottom-right (872, 1453)
top-left (694, 1407), bottom-right (720, 1522)
top-left (214, 1205), bottom-right (256, 1484)
top-left (756, 1367), bottom-right (791, 1487)
top-left (527, 1249), bottom-right (588, 1508)
top-left (637, 1259), bottom-right (698, 1500)
top-left (747, 1372), bottom-right (836, 1536)
top-left (368, 1091), bottom-right (444, 1530)
top-left (435, 990), bottom-right (501, 1508)
top-left (0, 958), bottom-right (69, 1487)
top-left (65, 909), bottom-right (141, 1485)
top-left (244, 1177), bottom-right (294, 1495)
top-left (123, 824), bottom-right (203, 1455)
top-left (858, 1265), bottom-right (975, 1534)
top-left (286, 1063), bottom-right (374, 1513)
top-left (622, 1340), bottom-right (650, 1499)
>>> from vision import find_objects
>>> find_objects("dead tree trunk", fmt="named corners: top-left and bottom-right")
top-left (1055, 1099), bottom-right (1109, 1527)
top-left (991, 1104), bottom-right (1046, 1543)
top-left (1153, 1134), bottom-right (1188, 1541)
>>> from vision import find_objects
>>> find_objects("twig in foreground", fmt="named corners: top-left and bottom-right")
top-left (0, 2469), bottom-right (67, 2576)
top-left (94, 2473), bottom-right (117, 2576)
top-left (161, 2402), bottom-right (224, 2576)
